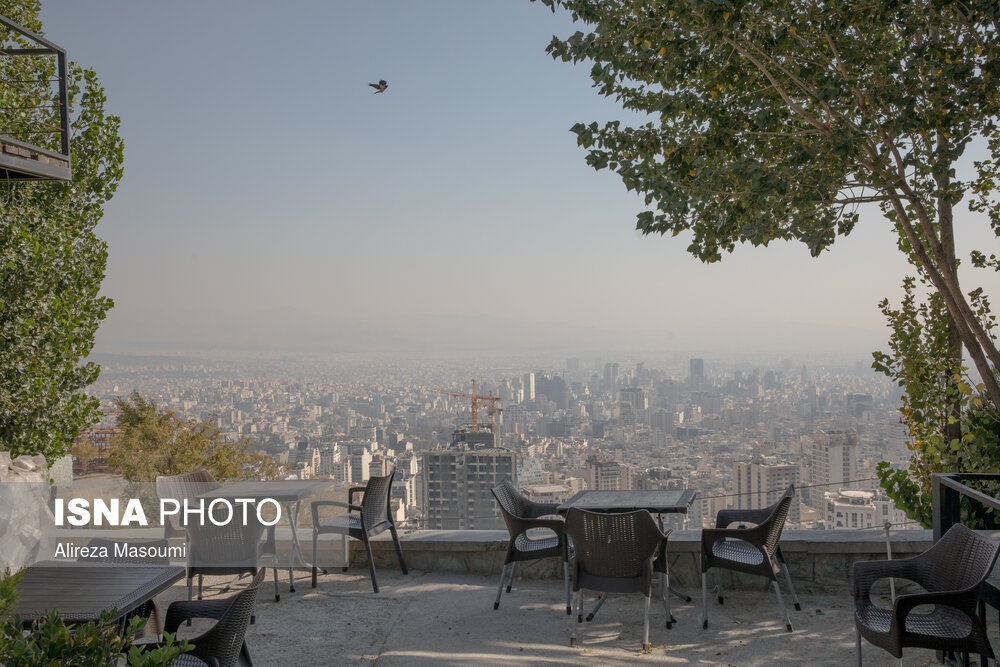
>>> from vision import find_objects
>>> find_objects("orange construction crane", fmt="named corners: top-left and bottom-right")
top-left (433, 379), bottom-right (502, 429)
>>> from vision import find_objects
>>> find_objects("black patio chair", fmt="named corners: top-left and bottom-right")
top-left (155, 470), bottom-right (222, 540)
top-left (854, 522), bottom-right (1000, 666)
top-left (491, 479), bottom-right (572, 614)
top-left (311, 468), bottom-right (407, 593)
top-left (158, 566), bottom-right (265, 667)
top-left (185, 504), bottom-right (278, 619)
top-left (79, 537), bottom-right (169, 639)
top-left (701, 483), bottom-right (797, 632)
top-left (565, 508), bottom-right (670, 652)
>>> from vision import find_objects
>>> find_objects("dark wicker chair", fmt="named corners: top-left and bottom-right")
top-left (155, 470), bottom-right (222, 540)
top-left (185, 504), bottom-right (278, 617)
top-left (701, 484), bottom-right (797, 632)
top-left (565, 508), bottom-right (670, 652)
top-left (160, 567), bottom-right (265, 667)
top-left (491, 479), bottom-right (572, 614)
top-left (311, 468), bottom-right (407, 593)
top-left (79, 538), bottom-right (169, 639)
top-left (854, 523), bottom-right (1000, 666)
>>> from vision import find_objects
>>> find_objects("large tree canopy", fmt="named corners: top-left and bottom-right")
top-left (0, 0), bottom-right (123, 462)
top-left (538, 0), bottom-right (1000, 404)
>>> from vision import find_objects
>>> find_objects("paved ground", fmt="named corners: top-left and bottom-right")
top-left (157, 569), bottom-right (980, 666)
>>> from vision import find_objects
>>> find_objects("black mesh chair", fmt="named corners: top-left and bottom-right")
top-left (491, 479), bottom-right (572, 614)
top-left (156, 470), bottom-right (222, 540)
top-left (854, 523), bottom-right (1000, 666)
top-left (79, 538), bottom-right (169, 639)
top-left (565, 508), bottom-right (670, 653)
top-left (311, 468), bottom-right (407, 593)
top-left (185, 505), bottom-right (278, 617)
top-left (701, 484), bottom-right (797, 632)
top-left (160, 567), bottom-right (264, 667)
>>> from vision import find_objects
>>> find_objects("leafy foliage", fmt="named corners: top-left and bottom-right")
top-left (536, 0), bottom-right (1000, 407)
top-left (0, 1), bottom-right (122, 463)
top-left (874, 278), bottom-right (1000, 527)
top-left (0, 569), bottom-right (191, 666)
top-left (106, 392), bottom-right (280, 482)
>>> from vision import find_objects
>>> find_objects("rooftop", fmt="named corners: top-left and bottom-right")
top-left (162, 568), bottom-right (961, 666)
top-left (142, 529), bottom-right (987, 666)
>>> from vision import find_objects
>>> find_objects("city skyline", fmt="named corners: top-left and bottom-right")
top-left (40, 1), bottom-right (999, 357)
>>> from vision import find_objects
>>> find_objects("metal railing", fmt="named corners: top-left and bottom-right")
top-left (0, 13), bottom-right (70, 180)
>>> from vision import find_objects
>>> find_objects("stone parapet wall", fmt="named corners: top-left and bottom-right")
top-left (352, 529), bottom-right (934, 591)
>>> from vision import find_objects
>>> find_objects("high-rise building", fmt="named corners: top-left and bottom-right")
top-left (733, 458), bottom-right (801, 525)
top-left (523, 372), bottom-right (535, 402)
top-left (810, 429), bottom-right (859, 504)
top-left (689, 358), bottom-right (705, 386)
top-left (423, 426), bottom-right (515, 530)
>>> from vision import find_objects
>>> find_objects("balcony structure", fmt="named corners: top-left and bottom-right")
top-left (0, 14), bottom-right (71, 181)
top-left (117, 527), bottom-right (987, 665)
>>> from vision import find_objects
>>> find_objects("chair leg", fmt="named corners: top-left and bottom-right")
top-left (389, 525), bottom-right (408, 575)
top-left (506, 562), bottom-right (517, 593)
top-left (312, 532), bottom-right (318, 589)
top-left (782, 561), bottom-right (801, 611)
top-left (701, 572), bottom-right (709, 629)
top-left (494, 563), bottom-right (508, 610)
top-left (642, 593), bottom-right (651, 653)
top-left (855, 626), bottom-right (862, 667)
top-left (186, 576), bottom-right (193, 627)
top-left (197, 574), bottom-right (203, 600)
top-left (570, 589), bottom-right (580, 647)
top-left (718, 572), bottom-right (724, 605)
top-left (564, 560), bottom-right (571, 615)
top-left (586, 592), bottom-right (608, 622)
top-left (362, 534), bottom-right (379, 593)
top-left (773, 581), bottom-right (792, 632)
top-left (661, 572), bottom-right (673, 629)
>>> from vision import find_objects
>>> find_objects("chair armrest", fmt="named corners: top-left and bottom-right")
top-left (716, 506), bottom-right (772, 529)
top-left (526, 501), bottom-right (561, 519)
top-left (348, 487), bottom-right (367, 506)
top-left (892, 589), bottom-right (980, 633)
top-left (311, 500), bottom-right (362, 527)
top-left (163, 598), bottom-right (232, 634)
top-left (852, 557), bottom-right (922, 599)
top-left (514, 517), bottom-right (569, 547)
top-left (702, 523), bottom-right (772, 555)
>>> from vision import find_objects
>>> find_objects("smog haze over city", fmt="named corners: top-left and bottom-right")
top-left (44, 0), bottom-right (1000, 534)
top-left (39, 1), bottom-right (999, 362)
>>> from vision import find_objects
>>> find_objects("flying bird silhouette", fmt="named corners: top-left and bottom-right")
top-left (369, 79), bottom-right (388, 94)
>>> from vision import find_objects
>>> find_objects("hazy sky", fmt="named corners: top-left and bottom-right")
top-left (37, 1), bottom-right (1000, 359)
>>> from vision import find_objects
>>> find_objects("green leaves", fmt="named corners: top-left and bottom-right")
top-left (107, 392), bottom-right (280, 483)
top-left (0, 2), bottom-right (122, 463)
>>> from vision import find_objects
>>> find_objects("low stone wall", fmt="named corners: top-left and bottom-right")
top-left (353, 529), bottom-right (934, 591)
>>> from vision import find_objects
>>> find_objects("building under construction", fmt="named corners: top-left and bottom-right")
top-left (423, 381), bottom-right (515, 530)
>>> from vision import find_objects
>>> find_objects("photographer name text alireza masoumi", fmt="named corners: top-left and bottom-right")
top-left (50, 497), bottom-right (282, 560)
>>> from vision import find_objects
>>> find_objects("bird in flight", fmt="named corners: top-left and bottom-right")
top-left (369, 79), bottom-right (388, 94)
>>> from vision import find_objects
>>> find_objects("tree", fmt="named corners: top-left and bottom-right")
top-left (0, 1), bottom-right (122, 463)
top-left (537, 0), bottom-right (1000, 406)
top-left (874, 277), bottom-right (1000, 526)
top-left (105, 392), bottom-right (280, 482)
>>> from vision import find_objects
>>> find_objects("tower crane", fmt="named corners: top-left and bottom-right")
top-left (432, 379), bottom-right (502, 429)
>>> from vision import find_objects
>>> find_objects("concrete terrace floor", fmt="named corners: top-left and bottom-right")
top-left (155, 568), bottom-right (986, 666)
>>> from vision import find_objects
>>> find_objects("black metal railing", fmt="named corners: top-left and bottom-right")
top-left (0, 13), bottom-right (70, 180)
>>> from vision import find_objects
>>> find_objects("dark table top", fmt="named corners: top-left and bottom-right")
top-left (14, 563), bottom-right (185, 625)
top-left (558, 489), bottom-right (697, 514)
top-left (198, 479), bottom-right (333, 502)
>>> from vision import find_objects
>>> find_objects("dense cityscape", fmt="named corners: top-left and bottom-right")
top-left (75, 351), bottom-right (915, 533)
